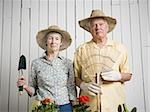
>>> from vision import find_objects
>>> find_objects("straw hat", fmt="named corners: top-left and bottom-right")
top-left (36, 25), bottom-right (72, 51)
top-left (79, 9), bottom-right (117, 33)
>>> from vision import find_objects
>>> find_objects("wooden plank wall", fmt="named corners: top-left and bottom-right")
top-left (0, 0), bottom-right (149, 112)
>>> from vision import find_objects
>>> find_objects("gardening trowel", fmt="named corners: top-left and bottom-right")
top-left (18, 55), bottom-right (26, 95)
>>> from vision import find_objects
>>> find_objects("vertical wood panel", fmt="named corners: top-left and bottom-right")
top-left (129, 3), bottom-right (145, 112)
top-left (38, 0), bottom-right (48, 56)
top-left (0, 0), bottom-right (12, 111)
top-left (0, 0), bottom-right (3, 109)
top-left (146, 2), bottom-right (150, 111)
top-left (48, 0), bottom-right (57, 25)
top-left (147, 44), bottom-right (150, 111)
top-left (149, 0), bottom-right (150, 30)
top-left (30, 0), bottom-right (39, 61)
top-left (28, 1), bottom-right (40, 111)
top-left (93, 0), bottom-right (102, 9)
top-left (129, 0), bottom-right (138, 4)
top-left (84, 0), bottom-right (92, 42)
top-left (120, 0), bottom-right (133, 72)
top-left (138, 1), bottom-right (149, 112)
top-left (75, 0), bottom-right (84, 48)
top-left (57, 0), bottom-right (67, 57)
top-left (102, 0), bottom-right (113, 39)
top-left (111, 1), bottom-right (122, 42)
top-left (74, 0), bottom-right (85, 96)
top-left (8, 1), bottom-right (21, 111)
top-left (18, 0), bottom-right (30, 111)
top-left (66, 0), bottom-right (75, 60)
top-left (120, 1), bottom-right (135, 110)
top-left (39, 0), bottom-right (48, 29)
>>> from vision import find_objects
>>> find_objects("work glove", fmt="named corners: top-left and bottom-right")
top-left (101, 71), bottom-right (122, 81)
top-left (80, 82), bottom-right (101, 96)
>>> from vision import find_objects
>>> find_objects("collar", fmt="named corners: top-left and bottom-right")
top-left (90, 38), bottom-right (114, 48)
top-left (41, 52), bottom-right (63, 61)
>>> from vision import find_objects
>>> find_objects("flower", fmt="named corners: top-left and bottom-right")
top-left (73, 95), bottom-right (92, 112)
top-left (78, 96), bottom-right (90, 103)
top-left (32, 98), bottom-right (58, 112)
top-left (42, 98), bottom-right (51, 104)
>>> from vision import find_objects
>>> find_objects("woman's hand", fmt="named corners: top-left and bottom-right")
top-left (17, 76), bottom-right (28, 89)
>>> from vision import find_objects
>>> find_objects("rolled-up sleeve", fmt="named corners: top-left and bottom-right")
top-left (119, 45), bottom-right (131, 73)
top-left (67, 60), bottom-right (77, 101)
top-left (29, 61), bottom-right (38, 96)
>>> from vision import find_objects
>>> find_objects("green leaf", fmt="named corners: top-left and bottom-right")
top-left (131, 107), bottom-right (137, 112)
top-left (118, 104), bottom-right (122, 112)
top-left (123, 104), bottom-right (129, 112)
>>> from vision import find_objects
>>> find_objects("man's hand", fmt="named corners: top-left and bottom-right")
top-left (80, 82), bottom-right (101, 96)
top-left (101, 71), bottom-right (122, 81)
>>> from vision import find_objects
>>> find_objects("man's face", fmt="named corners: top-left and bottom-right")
top-left (89, 18), bottom-right (109, 39)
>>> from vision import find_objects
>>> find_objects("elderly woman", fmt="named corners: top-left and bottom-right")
top-left (17, 25), bottom-right (76, 112)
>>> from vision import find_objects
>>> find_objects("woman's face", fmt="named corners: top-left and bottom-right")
top-left (46, 32), bottom-right (62, 52)
top-left (89, 18), bottom-right (109, 39)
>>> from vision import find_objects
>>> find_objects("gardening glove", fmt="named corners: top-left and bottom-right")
top-left (101, 71), bottom-right (122, 81)
top-left (80, 82), bottom-right (101, 96)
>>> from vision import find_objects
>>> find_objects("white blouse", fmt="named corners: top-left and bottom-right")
top-left (29, 55), bottom-right (76, 105)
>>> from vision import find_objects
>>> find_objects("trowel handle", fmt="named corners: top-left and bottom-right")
top-left (19, 70), bottom-right (24, 95)
top-left (19, 85), bottom-right (23, 95)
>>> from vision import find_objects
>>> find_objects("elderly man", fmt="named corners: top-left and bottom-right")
top-left (74, 9), bottom-right (132, 112)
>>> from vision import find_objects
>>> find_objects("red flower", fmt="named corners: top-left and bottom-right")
top-left (41, 98), bottom-right (51, 104)
top-left (78, 96), bottom-right (90, 103)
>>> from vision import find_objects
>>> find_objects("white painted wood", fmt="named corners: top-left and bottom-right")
top-left (129, 0), bottom-right (138, 4)
top-left (48, 0), bottom-right (57, 25)
top-left (148, 0), bottom-right (150, 38)
top-left (18, 0), bottom-right (30, 111)
top-left (120, 1), bottom-right (135, 110)
top-left (38, 0), bottom-right (49, 57)
top-left (111, 0), bottom-right (120, 5)
top-left (66, 0), bottom-right (75, 60)
top-left (0, 0), bottom-right (12, 111)
top-left (138, 1), bottom-right (150, 112)
top-left (8, 1), bottom-right (21, 112)
top-left (129, 3), bottom-right (146, 112)
top-left (102, 0), bottom-right (113, 39)
top-left (26, 1), bottom-right (40, 111)
top-left (75, 0), bottom-right (85, 48)
top-left (93, 0), bottom-right (102, 9)
top-left (111, 1), bottom-right (122, 42)
top-left (30, 0), bottom-right (39, 61)
top-left (57, 0), bottom-right (67, 57)
top-left (147, 44), bottom-right (150, 112)
top-left (84, 0), bottom-right (92, 42)
top-left (75, 0), bottom-right (85, 97)
top-left (147, 0), bottom-right (150, 104)
top-left (0, 0), bottom-right (3, 110)
top-left (146, 0), bottom-right (150, 108)
top-left (120, 0), bottom-right (133, 73)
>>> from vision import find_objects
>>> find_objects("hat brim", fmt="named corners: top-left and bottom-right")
top-left (36, 28), bottom-right (72, 51)
top-left (79, 16), bottom-right (117, 33)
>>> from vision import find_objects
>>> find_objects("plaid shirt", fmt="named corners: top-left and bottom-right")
top-left (74, 39), bottom-right (131, 112)
top-left (30, 55), bottom-right (76, 105)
